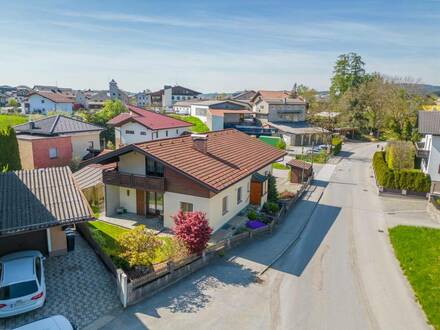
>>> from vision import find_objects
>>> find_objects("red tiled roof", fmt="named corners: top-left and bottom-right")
top-left (135, 129), bottom-right (286, 191)
top-left (108, 105), bottom-right (192, 130)
top-left (29, 91), bottom-right (75, 103)
top-left (287, 159), bottom-right (312, 170)
top-left (208, 109), bottom-right (252, 117)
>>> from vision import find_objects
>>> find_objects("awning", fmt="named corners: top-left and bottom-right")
top-left (251, 172), bottom-right (268, 183)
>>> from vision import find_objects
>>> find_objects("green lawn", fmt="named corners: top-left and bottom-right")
top-left (296, 151), bottom-right (329, 164)
top-left (0, 114), bottom-right (27, 129)
top-left (389, 225), bottom-right (440, 329)
top-left (87, 221), bottom-right (174, 266)
top-left (272, 162), bottom-right (289, 170)
top-left (169, 114), bottom-right (210, 133)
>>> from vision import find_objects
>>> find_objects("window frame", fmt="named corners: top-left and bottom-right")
top-left (180, 202), bottom-right (193, 213)
top-left (48, 147), bottom-right (58, 159)
top-left (237, 187), bottom-right (242, 204)
top-left (222, 196), bottom-right (228, 215)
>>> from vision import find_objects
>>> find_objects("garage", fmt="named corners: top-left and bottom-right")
top-left (0, 230), bottom-right (48, 256)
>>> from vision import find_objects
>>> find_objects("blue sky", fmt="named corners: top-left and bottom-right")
top-left (0, 0), bottom-right (439, 92)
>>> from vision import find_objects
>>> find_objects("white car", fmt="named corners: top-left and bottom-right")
top-left (0, 251), bottom-right (46, 318)
top-left (14, 315), bottom-right (73, 330)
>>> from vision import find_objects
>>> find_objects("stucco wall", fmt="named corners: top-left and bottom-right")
top-left (268, 104), bottom-right (306, 122)
top-left (190, 105), bottom-right (209, 123)
top-left (69, 132), bottom-right (101, 160)
top-left (28, 95), bottom-right (72, 114)
top-left (17, 138), bottom-right (35, 169)
top-left (105, 184), bottom-right (120, 216)
top-left (31, 136), bottom-right (73, 168)
top-left (119, 187), bottom-right (136, 213)
top-left (163, 192), bottom-right (211, 229)
top-left (119, 122), bottom-right (186, 145)
top-left (118, 152), bottom-right (145, 175)
top-left (48, 226), bottom-right (67, 256)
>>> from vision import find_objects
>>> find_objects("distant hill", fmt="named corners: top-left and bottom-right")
top-left (405, 84), bottom-right (440, 96)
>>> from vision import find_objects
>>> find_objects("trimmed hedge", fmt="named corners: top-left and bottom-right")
top-left (332, 136), bottom-right (343, 155)
top-left (0, 126), bottom-right (21, 172)
top-left (373, 152), bottom-right (430, 193)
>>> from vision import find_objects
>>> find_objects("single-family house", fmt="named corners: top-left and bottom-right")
top-left (135, 90), bottom-right (151, 108)
top-left (416, 111), bottom-right (440, 193)
top-left (190, 100), bottom-right (253, 131)
top-left (82, 129), bottom-right (286, 232)
top-left (172, 99), bottom-right (199, 115)
top-left (14, 115), bottom-right (104, 169)
top-left (23, 91), bottom-right (75, 115)
top-left (108, 104), bottom-right (192, 146)
top-left (250, 90), bottom-right (330, 146)
top-left (0, 166), bottom-right (94, 256)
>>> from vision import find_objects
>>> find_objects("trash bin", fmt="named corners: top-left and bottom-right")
top-left (65, 228), bottom-right (75, 252)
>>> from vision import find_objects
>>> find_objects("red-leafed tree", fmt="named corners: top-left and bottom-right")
top-left (172, 210), bottom-right (212, 254)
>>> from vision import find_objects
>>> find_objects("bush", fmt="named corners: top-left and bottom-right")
top-left (268, 174), bottom-right (278, 203)
top-left (385, 141), bottom-right (415, 170)
top-left (264, 202), bottom-right (280, 214)
top-left (173, 211), bottom-right (212, 254)
top-left (276, 139), bottom-right (286, 150)
top-left (247, 209), bottom-right (257, 220)
top-left (117, 225), bottom-right (161, 268)
top-left (372, 151), bottom-right (430, 192)
top-left (0, 126), bottom-right (21, 171)
top-left (332, 136), bottom-right (343, 155)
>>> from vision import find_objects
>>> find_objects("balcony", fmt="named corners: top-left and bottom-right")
top-left (415, 142), bottom-right (430, 159)
top-left (103, 169), bottom-right (165, 192)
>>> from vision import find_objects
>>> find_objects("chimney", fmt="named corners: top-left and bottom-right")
top-left (191, 134), bottom-right (208, 154)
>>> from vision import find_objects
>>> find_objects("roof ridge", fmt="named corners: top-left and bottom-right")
top-left (49, 115), bottom-right (61, 134)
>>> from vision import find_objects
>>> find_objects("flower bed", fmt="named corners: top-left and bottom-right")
top-left (246, 220), bottom-right (267, 230)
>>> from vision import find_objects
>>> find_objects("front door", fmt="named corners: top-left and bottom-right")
top-left (136, 190), bottom-right (145, 216)
top-left (250, 181), bottom-right (262, 205)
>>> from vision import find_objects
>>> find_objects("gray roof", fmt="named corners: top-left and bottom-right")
top-left (14, 115), bottom-right (104, 136)
top-left (269, 121), bottom-right (330, 134)
top-left (73, 164), bottom-right (115, 189)
top-left (0, 167), bottom-right (93, 235)
top-left (418, 111), bottom-right (440, 135)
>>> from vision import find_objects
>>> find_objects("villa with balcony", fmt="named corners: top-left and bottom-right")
top-left (82, 129), bottom-right (286, 231)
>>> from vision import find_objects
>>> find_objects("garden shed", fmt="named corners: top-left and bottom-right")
top-left (287, 159), bottom-right (313, 183)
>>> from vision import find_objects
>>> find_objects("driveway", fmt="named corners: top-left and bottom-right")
top-left (1, 235), bottom-right (121, 329)
top-left (97, 142), bottom-right (430, 330)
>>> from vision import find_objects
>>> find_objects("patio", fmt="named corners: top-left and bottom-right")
top-left (99, 212), bottom-right (164, 233)
top-left (210, 214), bottom-right (249, 243)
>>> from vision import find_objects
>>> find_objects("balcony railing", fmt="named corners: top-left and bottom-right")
top-left (103, 169), bottom-right (165, 192)
top-left (415, 142), bottom-right (430, 159)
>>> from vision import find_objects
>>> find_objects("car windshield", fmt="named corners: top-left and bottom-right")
top-left (0, 280), bottom-right (38, 300)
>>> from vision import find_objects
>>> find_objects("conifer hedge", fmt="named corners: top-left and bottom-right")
top-left (0, 126), bottom-right (21, 171)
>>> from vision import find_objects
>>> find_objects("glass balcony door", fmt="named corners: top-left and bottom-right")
top-left (146, 191), bottom-right (164, 216)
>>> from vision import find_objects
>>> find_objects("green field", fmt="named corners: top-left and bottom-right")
top-left (169, 114), bottom-right (209, 133)
top-left (0, 114), bottom-right (27, 129)
top-left (389, 226), bottom-right (440, 329)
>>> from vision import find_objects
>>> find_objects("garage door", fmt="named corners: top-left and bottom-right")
top-left (0, 230), bottom-right (48, 256)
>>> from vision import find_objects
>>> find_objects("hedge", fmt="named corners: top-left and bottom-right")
top-left (373, 151), bottom-right (430, 193)
top-left (0, 126), bottom-right (21, 172)
top-left (332, 136), bottom-right (343, 155)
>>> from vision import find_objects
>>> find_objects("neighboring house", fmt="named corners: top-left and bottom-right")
top-left (250, 90), bottom-right (329, 146)
top-left (82, 129), bottom-right (286, 231)
top-left (109, 79), bottom-right (129, 104)
top-left (108, 104), bottom-right (192, 146)
top-left (150, 85), bottom-right (201, 112)
top-left (172, 99), bottom-right (199, 115)
top-left (14, 115), bottom-right (104, 169)
top-left (135, 90), bottom-right (151, 108)
top-left (189, 100), bottom-right (253, 131)
top-left (85, 80), bottom-right (128, 109)
top-left (0, 166), bottom-right (93, 256)
top-left (0, 93), bottom-right (6, 107)
top-left (23, 91), bottom-right (75, 115)
top-left (232, 90), bottom-right (256, 103)
top-left (416, 111), bottom-right (440, 193)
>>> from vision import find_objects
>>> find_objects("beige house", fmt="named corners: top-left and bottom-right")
top-left (83, 129), bottom-right (286, 231)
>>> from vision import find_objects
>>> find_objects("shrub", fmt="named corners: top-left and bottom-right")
top-left (276, 139), bottom-right (286, 150)
top-left (385, 141), bottom-right (415, 170)
top-left (372, 151), bottom-right (431, 192)
top-left (0, 126), bottom-right (21, 171)
top-left (172, 211), bottom-right (212, 254)
top-left (264, 202), bottom-right (280, 214)
top-left (117, 225), bottom-right (161, 268)
top-left (247, 209), bottom-right (258, 220)
top-left (332, 136), bottom-right (343, 155)
top-left (268, 174), bottom-right (278, 203)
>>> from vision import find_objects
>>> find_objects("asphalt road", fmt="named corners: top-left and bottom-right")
top-left (97, 142), bottom-right (430, 330)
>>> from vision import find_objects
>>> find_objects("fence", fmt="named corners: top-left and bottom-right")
top-left (84, 179), bottom-right (311, 307)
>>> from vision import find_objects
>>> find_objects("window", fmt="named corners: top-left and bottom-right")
top-left (41, 99), bottom-right (45, 104)
top-left (88, 141), bottom-right (94, 149)
top-left (0, 281), bottom-right (38, 300)
top-left (222, 196), bottom-right (228, 215)
top-left (146, 156), bottom-right (164, 177)
top-left (180, 202), bottom-right (193, 213)
top-left (176, 129), bottom-right (179, 134)
top-left (49, 147), bottom-right (58, 159)
top-left (35, 258), bottom-right (41, 284)
top-left (237, 187), bottom-right (242, 204)
top-left (165, 130), bottom-right (168, 137)
top-left (140, 131), bottom-right (146, 136)
top-left (125, 130), bottom-right (134, 134)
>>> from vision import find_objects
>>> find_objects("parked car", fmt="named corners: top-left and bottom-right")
top-left (0, 251), bottom-right (46, 318)
top-left (14, 315), bottom-right (73, 330)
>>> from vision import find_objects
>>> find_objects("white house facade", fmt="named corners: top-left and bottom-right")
top-left (24, 92), bottom-right (74, 115)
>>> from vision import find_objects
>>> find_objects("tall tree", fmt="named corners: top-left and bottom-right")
top-left (330, 52), bottom-right (366, 99)
top-left (0, 126), bottom-right (21, 171)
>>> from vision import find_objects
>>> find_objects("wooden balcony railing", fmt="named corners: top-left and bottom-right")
top-left (103, 170), bottom-right (165, 192)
